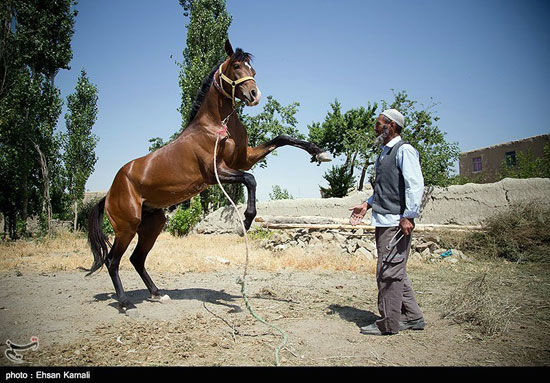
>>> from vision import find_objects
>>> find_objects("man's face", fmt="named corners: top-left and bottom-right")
top-left (374, 115), bottom-right (392, 145)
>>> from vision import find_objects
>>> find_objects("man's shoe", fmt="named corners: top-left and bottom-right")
top-left (399, 318), bottom-right (425, 331)
top-left (359, 324), bottom-right (396, 336)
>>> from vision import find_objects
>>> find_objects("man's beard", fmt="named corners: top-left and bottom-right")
top-left (374, 126), bottom-right (389, 146)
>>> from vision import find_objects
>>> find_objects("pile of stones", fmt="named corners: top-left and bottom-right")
top-left (258, 228), bottom-right (470, 263)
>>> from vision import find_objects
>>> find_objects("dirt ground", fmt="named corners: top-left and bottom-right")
top-left (0, 234), bottom-right (549, 367)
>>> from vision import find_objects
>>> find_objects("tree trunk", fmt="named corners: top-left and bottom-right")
top-left (32, 141), bottom-right (52, 234)
top-left (349, 151), bottom-right (358, 177)
top-left (358, 159), bottom-right (372, 191)
top-left (73, 200), bottom-right (78, 232)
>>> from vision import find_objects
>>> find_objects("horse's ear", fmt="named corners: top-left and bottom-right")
top-left (225, 39), bottom-right (234, 57)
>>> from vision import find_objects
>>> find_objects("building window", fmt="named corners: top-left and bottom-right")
top-left (472, 156), bottom-right (482, 173)
top-left (505, 151), bottom-right (516, 167)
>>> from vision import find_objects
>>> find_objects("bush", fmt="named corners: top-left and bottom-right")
top-left (320, 164), bottom-right (356, 198)
top-left (77, 197), bottom-right (114, 235)
top-left (248, 227), bottom-right (273, 240)
top-left (465, 203), bottom-right (550, 263)
top-left (167, 196), bottom-right (203, 237)
top-left (102, 215), bottom-right (114, 236)
top-left (77, 198), bottom-right (99, 231)
top-left (269, 185), bottom-right (293, 200)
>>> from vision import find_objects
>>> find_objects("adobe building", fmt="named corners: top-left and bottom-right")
top-left (459, 134), bottom-right (550, 183)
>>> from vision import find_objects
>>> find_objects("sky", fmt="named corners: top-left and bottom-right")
top-left (55, 0), bottom-right (550, 202)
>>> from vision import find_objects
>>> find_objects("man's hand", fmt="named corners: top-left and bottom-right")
top-left (349, 202), bottom-right (370, 226)
top-left (399, 217), bottom-right (415, 236)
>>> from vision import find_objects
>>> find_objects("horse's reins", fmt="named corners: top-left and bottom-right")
top-left (214, 62), bottom-right (255, 108)
top-left (212, 121), bottom-right (288, 367)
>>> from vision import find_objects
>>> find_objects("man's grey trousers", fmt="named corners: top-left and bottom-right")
top-left (374, 226), bottom-right (423, 334)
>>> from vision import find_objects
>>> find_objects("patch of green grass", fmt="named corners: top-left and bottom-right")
top-left (247, 227), bottom-right (273, 241)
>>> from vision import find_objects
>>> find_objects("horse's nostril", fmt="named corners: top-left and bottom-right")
top-left (250, 89), bottom-right (257, 99)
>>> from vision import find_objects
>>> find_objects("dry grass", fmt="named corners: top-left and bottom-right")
top-left (0, 231), bottom-right (380, 275)
top-left (465, 202), bottom-right (550, 263)
top-left (439, 272), bottom-right (520, 336)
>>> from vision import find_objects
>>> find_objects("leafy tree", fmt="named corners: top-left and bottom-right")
top-left (167, 196), bottom-right (203, 236)
top-left (0, 0), bottom-right (76, 238)
top-left (63, 69), bottom-right (99, 231)
top-left (269, 185), bottom-right (293, 200)
top-left (319, 164), bottom-right (356, 198)
top-left (498, 144), bottom-right (550, 180)
top-left (381, 90), bottom-right (461, 187)
top-left (149, 0), bottom-right (231, 150)
top-left (178, 0), bottom-right (232, 131)
top-left (240, 96), bottom-right (305, 167)
top-left (310, 90), bottom-right (461, 196)
top-left (308, 100), bottom-right (377, 193)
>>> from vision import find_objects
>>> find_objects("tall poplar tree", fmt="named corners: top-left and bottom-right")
top-left (63, 69), bottom-right (99, 231)
top-left (0, 0), bottom-right (77, 237)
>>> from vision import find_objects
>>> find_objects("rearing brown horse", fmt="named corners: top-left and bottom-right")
top-left (87, 40), bottom-right (331, 311)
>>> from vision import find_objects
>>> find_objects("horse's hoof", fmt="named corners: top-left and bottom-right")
top-left (236, 226), bottom-right (245, 237)
top-left (316, 152), bottom-right (332, 162)
top-left (160, 294), bottom-right (171, 303)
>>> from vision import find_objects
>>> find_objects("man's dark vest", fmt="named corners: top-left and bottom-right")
top-left (372, 139), bottom-right (408, 215)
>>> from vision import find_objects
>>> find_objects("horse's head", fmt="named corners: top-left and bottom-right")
top-left (218, 40), bottom-right (261, 107)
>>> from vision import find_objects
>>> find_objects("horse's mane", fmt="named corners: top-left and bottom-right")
top-left (229, 48), bottom-right (253, 64)
top-left (186, 48), bottom-right (253, 125)
top-left (187, 65), bottom-right (218, 125)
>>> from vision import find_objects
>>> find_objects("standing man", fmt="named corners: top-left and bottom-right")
top-left (349, 109), bottom-right (425, 336)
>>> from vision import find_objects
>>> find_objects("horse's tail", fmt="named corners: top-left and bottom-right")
top-left (86, 196), bottom-right (110, 276)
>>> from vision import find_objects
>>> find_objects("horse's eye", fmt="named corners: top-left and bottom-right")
top-left (233, 64), bottom-right (240, 70)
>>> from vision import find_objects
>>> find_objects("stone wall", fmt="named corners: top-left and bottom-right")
top-left (258, 227), bottom-right (470, 263)
top-left (194, 178), bottom-right (550, 233)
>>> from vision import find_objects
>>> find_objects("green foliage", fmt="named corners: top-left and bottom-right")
top-left (308, 100), bottom-right (377, 191)
top-left (447, 174), bottom-right (485, 185)
top-left (102, 215), bottom-right (114, 236)
top-left (320, 164), bottom-right (356, 198)
top-left (0, 0), bottom-right (77, 238)
top-left (148, 137), bottom-right (166, 152)
top-left (465, 203), bottom-right (550, 263)
top-left (269, 185), bottom-right (294, 200)
top-left (199, 184), bottom-right (244, 214)
top-left (177, 0), bottom-right (232, 131)
top-left (382, 90), bottom-right (461, 187)
top-left (498, 144), bottom-right (550, 180)
top-left (63, 68), bottom-right (99, 229)
top-left (239, 96), bottom-right (305, 168)
top-left (309, 91), bottom-right (461, 190)
top-left (309, 100), bottom-right (377, 165)
top-left (76, 197), bottom-right (112, 234)
top-left (167, 196), bottom-right (203, 236)
top-left (248, 227), bottom-right (273, 241)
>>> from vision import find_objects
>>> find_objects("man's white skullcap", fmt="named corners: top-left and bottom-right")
top-left (381, 109), bottom-right (405, 129)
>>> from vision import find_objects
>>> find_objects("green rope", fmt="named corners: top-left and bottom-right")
top-left (236, 276), bottom-right (288, 366)
top-left (214, 135), bottom-right (288, 366)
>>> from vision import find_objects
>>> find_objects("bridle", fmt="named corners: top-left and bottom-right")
top-left (214, 61), bottom-right (255, 107)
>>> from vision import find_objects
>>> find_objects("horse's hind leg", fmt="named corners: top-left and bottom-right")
top-left (105, 232), bottom-right (137, 311)
top-left (104, 172), bottom-right (142, 311)
top-left (129, 208), bottom-right (166, 300)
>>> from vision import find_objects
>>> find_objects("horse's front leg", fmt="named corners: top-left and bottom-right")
top-left (211, 163), bottom-right (257, 231)
top-left (242, 135), bottom-right (331, 170)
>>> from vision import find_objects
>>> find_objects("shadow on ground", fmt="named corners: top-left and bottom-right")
top-left (328, 304), bottom-right (379, 328)
top-left (93, 288), bottom-right (243, 313)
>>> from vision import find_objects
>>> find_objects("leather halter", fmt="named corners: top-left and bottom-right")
top-left (214, 62), bottom-right (255, 107)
